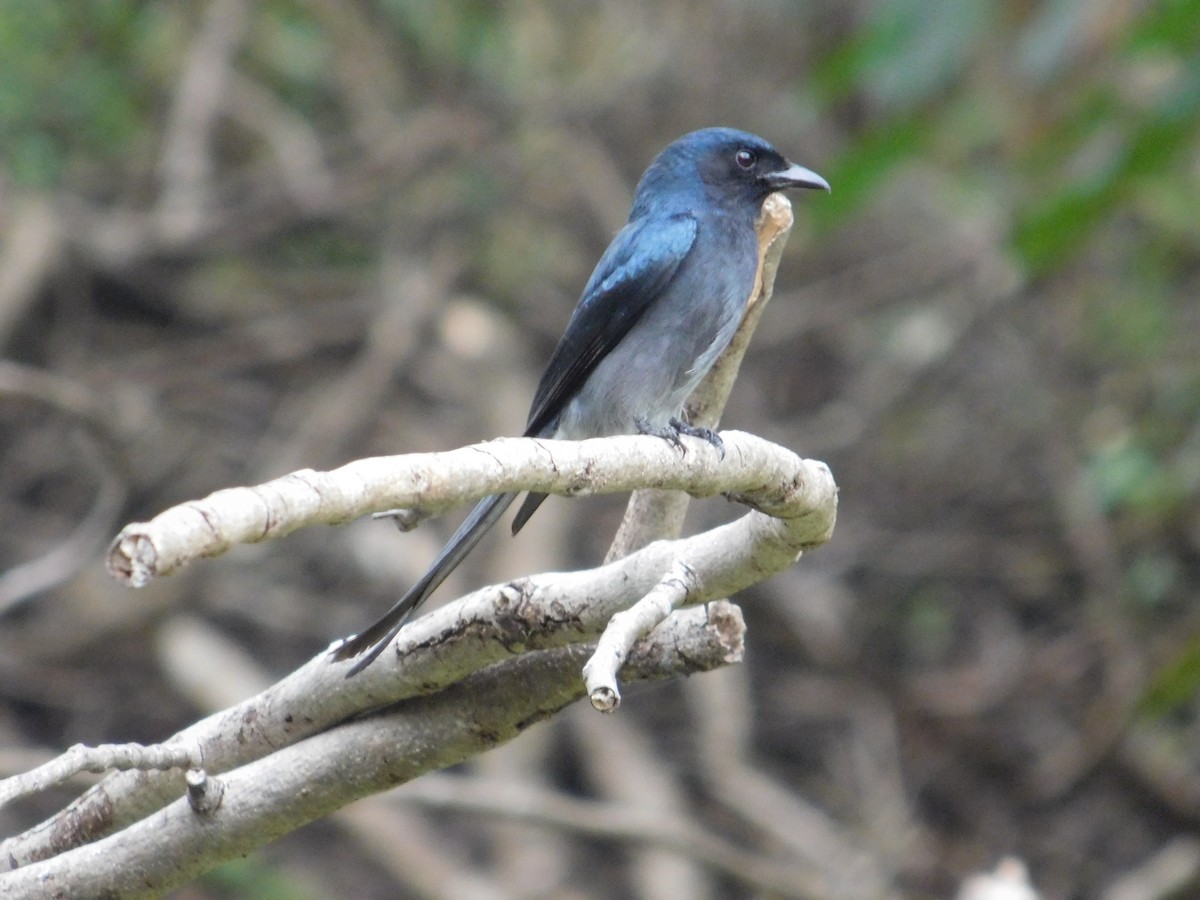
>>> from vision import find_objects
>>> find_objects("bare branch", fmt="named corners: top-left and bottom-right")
top-left (398, 772), bottom-right (827, 898)
top-left (0, 362), bottom-right (130, 613)
top-left (155, 0), bottom-right (249, 245)
top-left (106, 430), bottom-right (832, 587)
top-left (0, 606), bottom-right (740, 897)
top-left (5, 436), bottom-right (833, 868)
top-left (0, 196), bottom-right (63, 345)
top-left (0, 742), bottom-right (200, 809)
top-left (583, 560), bottom-right (700, 710)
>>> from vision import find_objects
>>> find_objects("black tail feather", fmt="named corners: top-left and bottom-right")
top-left (332, 492), bottom-right (518, 676)
top-left (511, 492), bottom-right (548, 535)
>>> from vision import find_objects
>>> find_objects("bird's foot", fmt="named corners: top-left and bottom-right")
top-left (636, 417), bottom-right (685, 454)
top-left (669, 417), bottom-right (725, 459)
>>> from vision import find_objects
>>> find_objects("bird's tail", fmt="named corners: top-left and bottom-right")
top-left (511, 492), bottom-right (548, 534)
top-left (332, 491), bottom-right (518, 676)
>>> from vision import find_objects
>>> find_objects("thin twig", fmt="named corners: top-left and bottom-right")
top-left (0, 742), bottom-right (201, 809)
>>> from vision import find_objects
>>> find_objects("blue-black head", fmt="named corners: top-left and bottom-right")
top-left (631, 127), bottom-right (829, 217)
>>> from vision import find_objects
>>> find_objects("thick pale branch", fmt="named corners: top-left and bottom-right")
top-left (0, 606), bottom-right (740, 898)
top-left (583, 560), bottom-right (700, 710)
top-left (5, 434), bottom-right (833, 868)
top-left (107, 430), bottom-right (821, 587)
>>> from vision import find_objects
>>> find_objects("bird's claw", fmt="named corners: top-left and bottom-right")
top-left (637, 417), bottom-right (686, 454)
top-left (636, 417), bottom-right (724, 458)
top-left (669, 417), bottom-right (725, 459)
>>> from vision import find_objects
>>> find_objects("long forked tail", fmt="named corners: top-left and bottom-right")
top-left (332, 492), bottom-right (518, 676)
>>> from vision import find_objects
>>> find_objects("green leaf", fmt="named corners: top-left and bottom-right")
top-left (1141, 635), bottom-right (1200, 717)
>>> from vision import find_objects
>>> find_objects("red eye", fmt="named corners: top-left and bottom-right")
top-left (734, 149), bottom-right (756, 170)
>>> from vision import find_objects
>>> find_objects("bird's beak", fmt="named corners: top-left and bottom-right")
top-left (763, 162), bottom-right (831, 193)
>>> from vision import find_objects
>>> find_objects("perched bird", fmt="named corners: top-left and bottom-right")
top-left (333, 127), bottom-right (829, 675)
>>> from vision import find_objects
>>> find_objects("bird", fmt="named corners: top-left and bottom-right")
top-left (332, 127), bottom-right (829, 675)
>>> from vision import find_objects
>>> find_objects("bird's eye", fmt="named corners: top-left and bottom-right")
top-left (734, 149), bottom-right (756, 170)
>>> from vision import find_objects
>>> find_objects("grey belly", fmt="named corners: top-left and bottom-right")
top-left (556, 271), bottom-right (750, 440)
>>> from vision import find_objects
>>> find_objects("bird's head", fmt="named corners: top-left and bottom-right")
top-left (633, 127), bottom-right (829, 216)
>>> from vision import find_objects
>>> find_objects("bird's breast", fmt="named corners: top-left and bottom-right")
top-left (556, 215), bottom-right (759, 439)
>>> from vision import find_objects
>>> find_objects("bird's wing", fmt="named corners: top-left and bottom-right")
top-left (523, 212), bottom-right (698, 437)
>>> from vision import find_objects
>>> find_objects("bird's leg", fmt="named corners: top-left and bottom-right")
top-left (636, 417), bottom-right (686, 454)
top-left (669, 417), bottom-right (725, 459)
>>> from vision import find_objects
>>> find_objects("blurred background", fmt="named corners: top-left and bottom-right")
top-left (1, 1), bottom-right (1198, 897)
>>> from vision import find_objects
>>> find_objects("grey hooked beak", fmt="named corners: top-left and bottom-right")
top-left (762, 161), bottom-right (831, 193)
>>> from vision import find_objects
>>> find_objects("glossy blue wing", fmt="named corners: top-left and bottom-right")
top-left (523, 213), bottom-right (697, 437)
